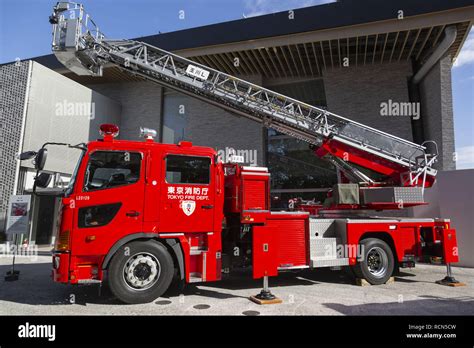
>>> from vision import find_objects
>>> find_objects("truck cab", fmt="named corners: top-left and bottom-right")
top-left (52, 124), bottom-right (224, 303)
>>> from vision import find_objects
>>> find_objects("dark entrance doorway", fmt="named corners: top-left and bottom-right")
top-left (33, 195), bottom-right (58, 245)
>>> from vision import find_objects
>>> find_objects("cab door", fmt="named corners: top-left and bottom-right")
top-left (71, 150), bottom-right (145, 255)
top-left (160, 153), bottom-right (215, 233)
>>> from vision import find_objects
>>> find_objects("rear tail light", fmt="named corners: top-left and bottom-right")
top-left (55, 229), bottom-right (71, 251)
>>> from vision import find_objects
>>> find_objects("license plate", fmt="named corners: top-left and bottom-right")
top-left (186, 64), bottom-right (210, 80)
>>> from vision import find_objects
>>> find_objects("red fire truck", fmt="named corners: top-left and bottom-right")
top-left (25, 3), bottom-right (462, 303)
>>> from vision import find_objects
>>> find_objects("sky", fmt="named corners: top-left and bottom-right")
top-left (452, 30), bottom-right (474, 169)
top-left (0, 0), bottom-right (472, 168)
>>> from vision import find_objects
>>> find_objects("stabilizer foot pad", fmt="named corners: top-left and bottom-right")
top-left (249, 296), bottom-right (282, 305)
top-left (4, 274), bottom-right (19, 281)
top-left (4, 270), bottom-right (20, 281)
top-left (356, 276), bottom-right (394, 286)
top-left (436, 280), bottom-right (466, 287)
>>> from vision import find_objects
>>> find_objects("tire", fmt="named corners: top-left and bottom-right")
top-left (108, 240), bottom-right (174, 304)
top-left (351, 238), bottom-right (394, 285)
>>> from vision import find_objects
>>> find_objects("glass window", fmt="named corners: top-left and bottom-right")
top-left (78, 203), bottom-right (122, 228)
top-left (84, 151), bottom-right (141, 191)
top-left (162, 90), bottom-right (188, 144)
top-left (166, 155), bottom-right (210, 184)
top-left (266, 79), bottom-right (338, 196)
top-left (65, 149), bottom-right (85, 196)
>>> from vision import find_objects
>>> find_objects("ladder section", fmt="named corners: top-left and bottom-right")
top-left (50, 2), bottom-right (438, 186)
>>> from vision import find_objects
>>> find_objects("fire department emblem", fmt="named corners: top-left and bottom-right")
top-left (181, 200), bottom-right (196, 216)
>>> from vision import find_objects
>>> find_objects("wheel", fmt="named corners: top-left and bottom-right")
top-left (107, 240), bottom-right (174, 304)
top-left (352, 238), bottom-right (394, 285)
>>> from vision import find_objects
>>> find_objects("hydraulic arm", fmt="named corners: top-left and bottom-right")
top-left (49, 2), bottom-right (438, 191)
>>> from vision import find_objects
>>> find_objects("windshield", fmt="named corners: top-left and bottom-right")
top-left (84, 151), bottom-right (141, 191)
top-left (65, 149), bottom-right (85, 197)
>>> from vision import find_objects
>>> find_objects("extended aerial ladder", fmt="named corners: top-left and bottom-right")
top-left (49, 2), bottom-right (439, 209)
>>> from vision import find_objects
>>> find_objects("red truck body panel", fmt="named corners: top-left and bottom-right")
top-left (51, 133), bottom-right (458, 288)
top-left (253, 212), bottom-right (309, 278)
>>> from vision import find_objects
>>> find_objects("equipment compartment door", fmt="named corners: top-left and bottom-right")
top-left (160, 153), bottom-right (215, 233)
top-left (252, 225), bottom-right (278, 279)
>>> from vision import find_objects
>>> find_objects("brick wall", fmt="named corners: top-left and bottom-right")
top-left (89, 61), bottom-right (456, 172)
top-left (419, 55), bottom-right (456, 170)
top-left (90, 81), bottom-right (163, 141)
top-left (89, 75), bottom-right (266, 165)
top-left (323, 61), bottom-right (414, 141)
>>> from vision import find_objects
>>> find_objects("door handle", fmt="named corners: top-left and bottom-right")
top-left (201, 205), bottom-right (214, 209)
top-left (126, 210), bottom-right (140, 217)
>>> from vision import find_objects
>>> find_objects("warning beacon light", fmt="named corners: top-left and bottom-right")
top-left (99, 124), bottom-right (119, 138)
top-left (140, 127), bottom-right (157, 140)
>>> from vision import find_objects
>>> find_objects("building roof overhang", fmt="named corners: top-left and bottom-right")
top-left (12, 0), bottom-right (473, 83)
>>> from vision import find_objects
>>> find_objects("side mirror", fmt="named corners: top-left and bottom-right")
top-left (18, 151), bottom-right (37, 160)
top-left (35, 172), bottom-right (53, 188)
top-left (34, 148), bottom-right (48, 170)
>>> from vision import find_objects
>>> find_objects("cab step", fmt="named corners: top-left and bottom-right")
top-left (189, 272), bottom-right (203, 283)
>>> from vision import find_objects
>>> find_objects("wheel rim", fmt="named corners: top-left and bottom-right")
top-left (366, 246), bottom-right (388, 278)
top-left (123, 252), bottom-right (161, 291)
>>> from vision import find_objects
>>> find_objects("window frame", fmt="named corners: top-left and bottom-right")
top-left (164, 153), bottom-right (212, 186)
top-left (77, 202), bottom-right (122, 228)
top-left (83, 150), bottom-right (143, 192)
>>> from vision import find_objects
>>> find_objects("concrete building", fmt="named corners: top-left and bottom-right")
top-left (0, 0), bottom-right (473, 250)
